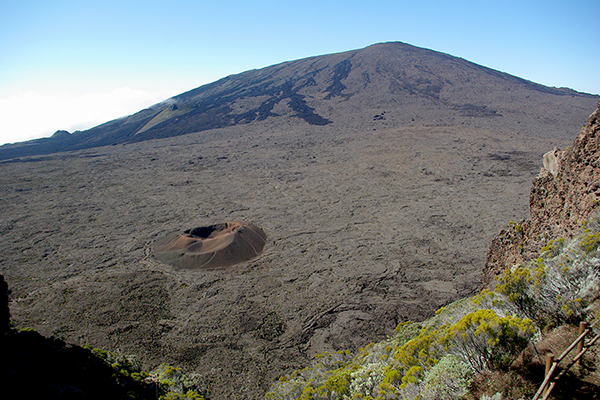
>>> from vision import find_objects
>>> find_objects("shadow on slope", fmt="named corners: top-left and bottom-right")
top-left (0, 275), bottom-right (207, 400)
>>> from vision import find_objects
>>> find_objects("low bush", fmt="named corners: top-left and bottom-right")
top-left (441, 310), bottom-right (535, 372)
top-left (85, 346), bottom-right (207, 399)
top-left (420, 354), bottom-right (473, 400)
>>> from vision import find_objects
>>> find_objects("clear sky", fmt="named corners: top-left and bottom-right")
top-left (1, 0), bottom-right (598, 145)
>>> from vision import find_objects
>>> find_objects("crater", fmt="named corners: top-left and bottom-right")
top-left (153, 221), bottom-right (267, 270)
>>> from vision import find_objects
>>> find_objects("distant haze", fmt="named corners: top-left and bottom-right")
top-left (0, 88), bottom-right (182, 144)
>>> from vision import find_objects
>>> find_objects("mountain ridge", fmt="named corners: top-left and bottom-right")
top-left (1, 42), bottom-right (596, 160)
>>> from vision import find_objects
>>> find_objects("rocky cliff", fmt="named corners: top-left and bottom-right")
top-left (482, 102), bottom-right (600, 286)
top-left (1, 275), bottom-right (10, 334)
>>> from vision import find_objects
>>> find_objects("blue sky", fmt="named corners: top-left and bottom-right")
top-left (1, 0), bottom-right (598, 145)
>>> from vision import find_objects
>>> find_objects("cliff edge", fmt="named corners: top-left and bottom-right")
top-left (482, 102), bottom-right (600, 287)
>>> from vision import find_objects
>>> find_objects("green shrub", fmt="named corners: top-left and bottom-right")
top-left (153, 363), bottom-right (206, 399)
top-left (84, 345), bottom-right (148, 383)
top-left (348, 362), bottom-right (385, 398)
top-left (540, 237), bottom-right (565, 257)
top-left (317, 369), bottom-right (351, 398)
top-left (161, 390), bottom-right (205, 400)
top-left (580, 230), bottom-right (600, 253)
top-left (265, 351), bottom-right (353, 400)
top-left (441, 309), bottom-right (534, 372)
top-left (495, 266), bottom-right (537, 318)
top-left (479, 218), bottom-right (600, 327)
top-left (420, 354), bottom-right (473, 400)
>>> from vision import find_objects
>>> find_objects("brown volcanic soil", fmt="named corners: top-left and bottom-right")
top-left (0, 43), bottom-right (598, 399)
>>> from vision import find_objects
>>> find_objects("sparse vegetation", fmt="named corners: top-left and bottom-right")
top-left (86, 346), bottom-right (207, 399)
top-left (265, 214), bottom-right (600, 399)
top-left (420, 354), bottom-right (473, 400)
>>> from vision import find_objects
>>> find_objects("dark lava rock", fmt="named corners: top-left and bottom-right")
top-left (0, 274), bottom-right (157, 400)
top-left (1, 274), bottom-right (9, 333)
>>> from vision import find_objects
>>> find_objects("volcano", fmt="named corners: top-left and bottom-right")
top-left (154, 222), bottom-right (267, 270)
top-left (1, 41), bottom-right (596, 161)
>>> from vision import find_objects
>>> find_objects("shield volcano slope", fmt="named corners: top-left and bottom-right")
top-left (0, 41), bottom-right (597, 161)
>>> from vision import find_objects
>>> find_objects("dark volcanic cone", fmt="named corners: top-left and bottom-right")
top-left (154, 221), bottom-right (267, 270)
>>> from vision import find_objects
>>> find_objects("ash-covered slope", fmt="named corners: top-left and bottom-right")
top-left (0, 42), bottom-right (596, 160)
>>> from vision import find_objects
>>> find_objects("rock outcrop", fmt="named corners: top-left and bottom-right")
top-left (482, 103), bottom-right (600, 286)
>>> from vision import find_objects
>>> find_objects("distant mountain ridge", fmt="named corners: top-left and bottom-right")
top-left (1, 42), bottom-right (597, 161)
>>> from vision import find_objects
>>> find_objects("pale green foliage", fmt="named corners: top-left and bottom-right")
top-left (481, 216), bottom-right (600, 327)
top-left (162, 390), bottom-right (206, 400)
top-left (348, 363), bottom-right (385, 398)
top-left (480, 393), bottom-right (503, 400)
top-left (84, 346), bottom-right (204, 398)
top-left (420, 354), bottom-right (473, 400)
top-left (264, 351), bottom-right (353, 400)
top-left (153, 363), bottom-right (206, 400)
top-left (84, 345), bottom-right (148, 382)
top-left (266, 308), bottom-right (531, 399)
top-left (82, 346), bottom-right (206, 399)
